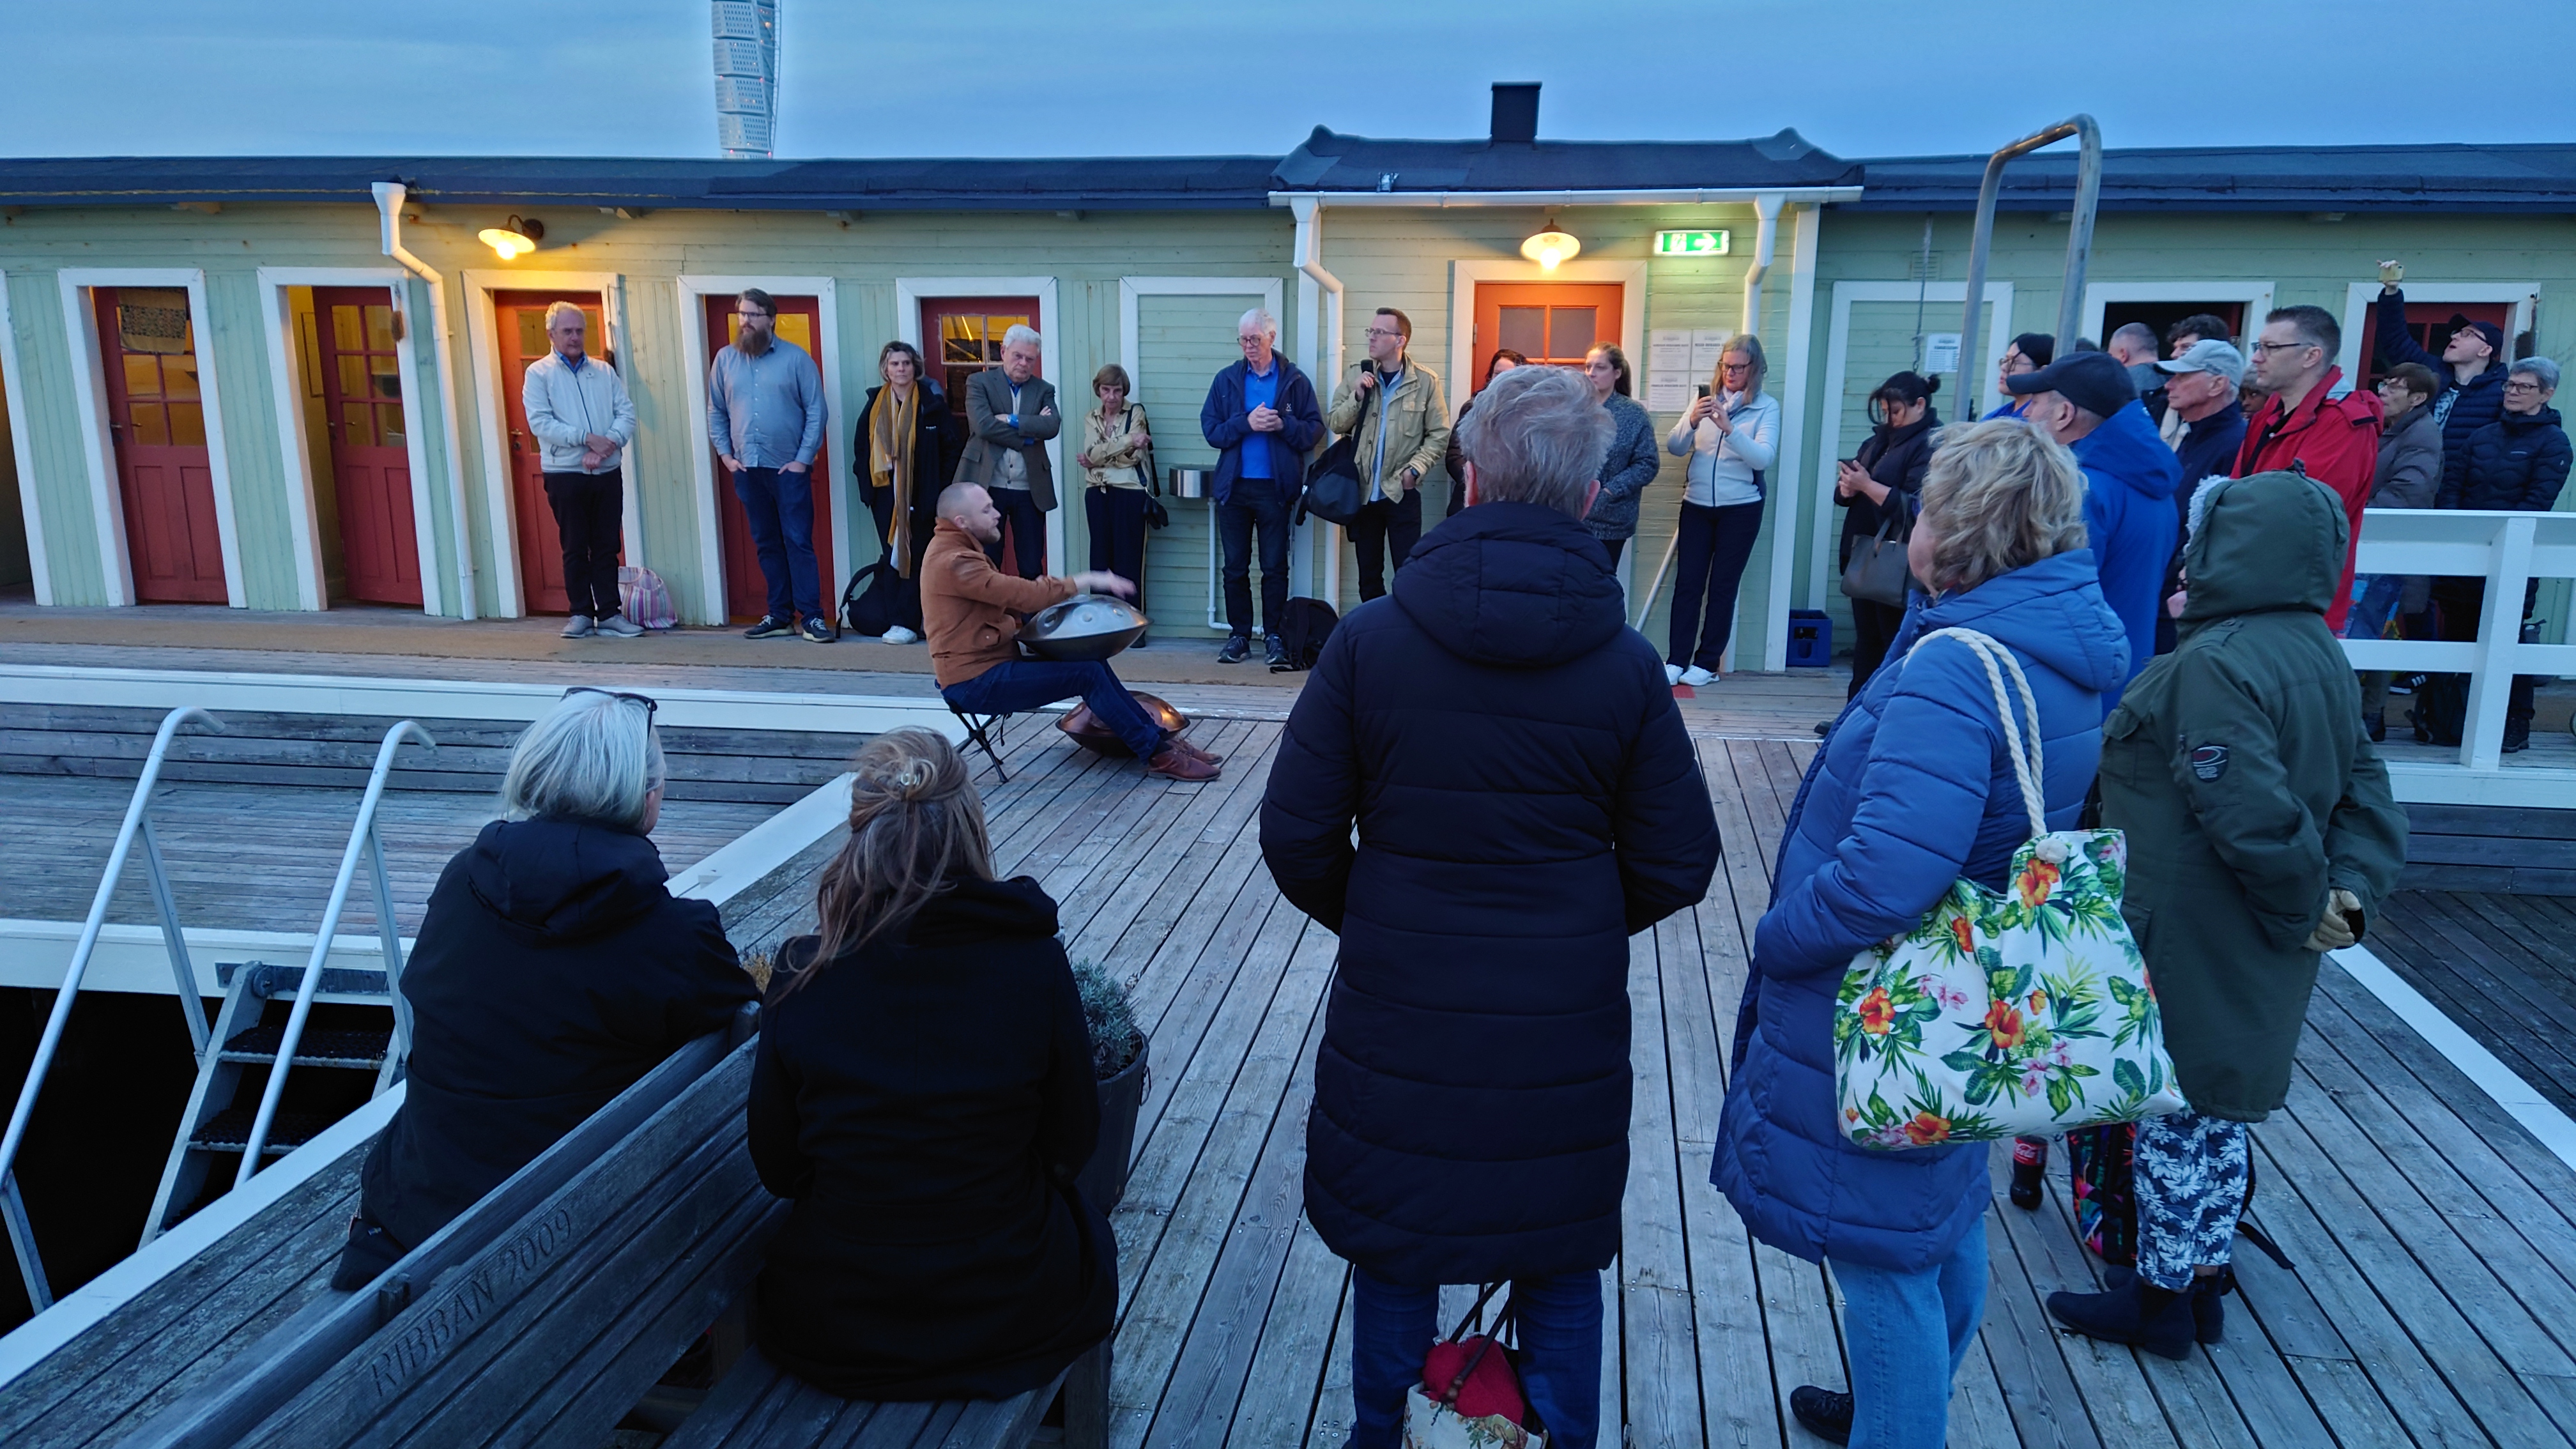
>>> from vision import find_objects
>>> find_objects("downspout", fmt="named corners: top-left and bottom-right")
top-left (1742, 192), bottom-right (1785, 337)
top-left (372, 182), bottom-right (479, 620)
top-left (1290, 195), bottom-right (1345, 608)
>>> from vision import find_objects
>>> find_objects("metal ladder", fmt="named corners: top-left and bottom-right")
top-left (0, 707), bottom-right (223, 1314)
top-left (139, 721), bottom-right (436, 1246)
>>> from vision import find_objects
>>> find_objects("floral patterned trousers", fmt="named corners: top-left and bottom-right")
top-left (2133, 1108), bottom-right (2250, 1291)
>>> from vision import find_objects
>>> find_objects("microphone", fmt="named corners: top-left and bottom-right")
top-left (1359, 358), bottom-right (1378, 379)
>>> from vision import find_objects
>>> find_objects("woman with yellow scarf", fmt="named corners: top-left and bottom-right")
top-left (854, 341), bottom-right (958, 643)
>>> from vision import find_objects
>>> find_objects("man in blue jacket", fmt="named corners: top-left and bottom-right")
top-left (2009, 349), bottom-right (2180, 704)
top-left (1200, 307), bottom-right (1323, 666)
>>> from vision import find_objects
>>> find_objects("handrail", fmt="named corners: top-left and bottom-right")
top-left (234, 721), bottom-right (436, 1183)
top-left (0, 705), bottom-right (222, 1313)
top-left (1956, 115), bottom-right (2101, 415)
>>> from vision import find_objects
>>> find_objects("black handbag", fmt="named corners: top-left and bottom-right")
top-left (1840, 511), bottom-right (1920, 607)
top-left (1299, 371), bottom-right (1374, 526)
top-left (1137, 422), bottom-right (1169, 529)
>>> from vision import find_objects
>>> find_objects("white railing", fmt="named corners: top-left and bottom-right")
top-left (2343, 508), bottom-right (2576, 806)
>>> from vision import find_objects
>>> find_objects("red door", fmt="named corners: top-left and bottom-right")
top-left (312, 287), bottom-right (420, 606)
top-left (494, 291), bottom-right (611, 615)
top-left (918, 296), bottom-right (1039, 569)
top-left (94, 287), bottom-right (225, 602)
top-left (705, 293), bottom-right (833, 622)
top-left (1473, 283), bottom-right (1625, 384)
top-left (2359, 300), bottom-right (2514, 392)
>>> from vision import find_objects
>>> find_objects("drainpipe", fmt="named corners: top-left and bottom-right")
top-left (1742, 192), bottom-right (1785, 338)
top-left (1290, 195), bottom-right (1345, 608)
top-left (372, 182), bottom-right (479, 620)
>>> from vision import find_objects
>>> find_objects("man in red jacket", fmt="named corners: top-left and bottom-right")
top-left (2235, 305), bottom-right (2384, 634)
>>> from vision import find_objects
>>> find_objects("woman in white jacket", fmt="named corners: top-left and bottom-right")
top-left (1660, 337), bottom-right (1779, 686)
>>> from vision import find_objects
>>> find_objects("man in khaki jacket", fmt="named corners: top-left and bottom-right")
top-left (923, 482), bottom-right (1219, 781)
top-left (1326, 308), bottom-right (1452, 601)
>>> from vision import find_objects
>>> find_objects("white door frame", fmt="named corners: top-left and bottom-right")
top-left (459, 269), bottom-right (626, 618)
top-left (56, 268), bottom-right (245, 608)
top-left (254, 268), bottom-right (441, 614)
top-left (895, 277), bottom-right (1064, 577)
top-left (2079, 280), bottom-right (2276, 353)
top-left (1811, 280), bottom-right (2015, 610)
top-left (2336, 281), bottom-right (2539, 397)
top-left (0, 270), bottom-right (52, 606)
top-left (1758, 201), bottom-right (1823, 671)
top-left (678, 275), bottom-right (847, 627)
top-left (1119, 275), bottom-right (1284, 629)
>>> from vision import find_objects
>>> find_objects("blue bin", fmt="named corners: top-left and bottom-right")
top-left (1787, 610), bottom-right (1832, 668)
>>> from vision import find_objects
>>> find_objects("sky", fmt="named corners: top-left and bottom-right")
top-left (6, 1), bottom-right (2574, 161)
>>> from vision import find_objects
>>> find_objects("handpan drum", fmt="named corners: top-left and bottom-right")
top-left (1020, 593), bottom-right (1149, 662)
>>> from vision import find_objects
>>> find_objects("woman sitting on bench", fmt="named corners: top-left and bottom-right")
top-left (332, 687), bottom-right (758, 1289)
top-left (749, 728), bottom-right (1116, 1399)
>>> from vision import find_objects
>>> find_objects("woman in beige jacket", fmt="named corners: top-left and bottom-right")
top-left (1078, 364), bottom-right (1155, 644)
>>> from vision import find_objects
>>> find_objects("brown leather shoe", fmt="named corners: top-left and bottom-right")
top-left (1170, 733), bottom-right (1224, 765)
top-left (1146, 743), bottom-right (1220, 781)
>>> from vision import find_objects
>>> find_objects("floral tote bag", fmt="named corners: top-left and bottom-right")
top-left (1836, 627), bottom-right (2188, 1150)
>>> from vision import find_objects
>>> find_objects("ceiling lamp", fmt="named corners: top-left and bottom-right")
top-left (477, 215), bottom-right (546, 260)
top-left (1521, 217), bottom-right (1580, 271)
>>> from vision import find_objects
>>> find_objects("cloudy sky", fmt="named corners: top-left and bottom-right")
top-left (7, 1), bottom-right (2571, 160)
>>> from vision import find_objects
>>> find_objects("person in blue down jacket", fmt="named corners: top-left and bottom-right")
top-left (1713, 419), bottom-right (2128, 1449)
top-left (1262, 365), bottom-right (1721, 1449)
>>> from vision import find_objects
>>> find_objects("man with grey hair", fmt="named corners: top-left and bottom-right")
top-left (1201, 306), bottom-right (1322, 664)
top-left (1262, 361), bottom-right (1719, 1449)
top-left (710, 288), bottom-right (831, 641)
top-left (523, 300), bottom-right (642, 637)
top-left (2107, 321), bottom-right (2167, 424)
top-left (956, 323), bottom-right (1060, 579)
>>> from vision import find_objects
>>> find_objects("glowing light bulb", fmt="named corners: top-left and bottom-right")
top-left (477, 215), bottom-right (545, 260)
top-left (1520, 220), bottom-right (1581, 272)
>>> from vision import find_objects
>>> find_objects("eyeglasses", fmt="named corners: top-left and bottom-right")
top-left (2505, 381), bottom-right (2547, 394)
top-left (1721, 362), bottom-right (1753, 373)
top-left (564, 686), bottom-right (657, 716)
top-left (1362, 327), bottom-right (1404, 339)
top-left (2248, 339), bottom-right (2316, 356)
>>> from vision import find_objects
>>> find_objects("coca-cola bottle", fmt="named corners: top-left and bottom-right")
top-left (2009, 1135), bottom-right (2048, 1210)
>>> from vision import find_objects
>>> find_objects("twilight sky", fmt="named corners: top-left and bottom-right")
top-left (6, 1), bottom-right (2569, 160)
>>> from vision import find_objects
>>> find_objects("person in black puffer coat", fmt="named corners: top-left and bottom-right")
top-left (1837, 372), bottom-right (1942, 697)
top-left (2374, 279), bottom-right (2508, 458)
top-left (1262, 365), bottom-right (1721, 1449)
top-left (2430, 359), bottom-right (2570, 750)
top-left (333, 689), bottom-right (756, 1289)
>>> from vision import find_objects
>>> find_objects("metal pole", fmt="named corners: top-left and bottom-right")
top-left (2055, 116), bottom-right (2104, 353)
top-left (367, 823), bottom-right (415, 1080)
top-left (139, 814), bottom-right (210, 1059)
top-left (1956, 115), bottom-right (2099, 417)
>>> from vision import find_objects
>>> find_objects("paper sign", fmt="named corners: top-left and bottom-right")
top-left (1924, 333), bottom-right (1962, 374)
top-left (1646, 372), bottom-right (1693, 413)
top-left (1648, 330), bottom-right (1692, 372)
top-left (1690, 329), bottom-right (1734, 371)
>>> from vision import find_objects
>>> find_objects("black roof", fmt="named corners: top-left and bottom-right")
top-left (1851, 142), bottom-right (2576, 213)
top-left (0, 155), bottom-right (1284, 211)
top-left (1271, 125), bottom-right (1864, 193)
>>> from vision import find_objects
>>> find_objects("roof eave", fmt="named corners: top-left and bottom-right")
top-left (1266, 186), bottom-right (1864, 208)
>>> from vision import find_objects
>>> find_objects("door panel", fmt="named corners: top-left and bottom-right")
top-left (1473, 283), bottom-right (1624, 388)
top-left (95, 286), bottom-right (225, 602)
top-left (706, 293), bottom-right (833, 622)
top-left (493, 291), bottom-right (609, 615)
top-left (2359, 300), bottom-right (2513, 392)
top-left (312, 286), bottom-right (420, 605)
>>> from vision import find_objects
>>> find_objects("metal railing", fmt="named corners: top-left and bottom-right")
top-left (2344, 508), bottom-right (2576, 802)
top-left (1, 706), bottom-right (223, 1312)
top-left (1957, 114), bottom-right (2102, 411)
top-left (234, 721), bottom-right (436, 1182)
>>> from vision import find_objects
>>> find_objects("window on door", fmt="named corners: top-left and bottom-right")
top-left (312, 286), bottom-right (420, 606)
top-left (2359, 300), bottom-right (2515, 392)
top-left (920, 296), bottom-right (1039, 424)
top-left (1472, 283), bottom-right (1623, 389)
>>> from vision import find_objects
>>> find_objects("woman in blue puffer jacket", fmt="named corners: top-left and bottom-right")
top-left (1710, 418), bottom-right (2129, 1448)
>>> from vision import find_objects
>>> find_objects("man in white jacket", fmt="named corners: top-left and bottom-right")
top-left (523, 302), bottom-right (643, 637)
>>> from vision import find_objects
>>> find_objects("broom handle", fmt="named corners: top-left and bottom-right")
top-left (1632, 526), bottom-right (1682, 631)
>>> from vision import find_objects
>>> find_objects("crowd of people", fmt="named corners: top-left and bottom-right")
top-left (400, 259), bottom-right (2573, 1449)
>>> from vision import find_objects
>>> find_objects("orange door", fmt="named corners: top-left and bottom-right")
top-left (94, 287), bottom-right (225, 602)
top-left (312, 287), bottom-right (420, 606)
top-left (705, 293), bottom-right (833, 622)
top-left (1472, 282), bottom-right (1625, 386)
top-left (494, 291), bottom-right (613, 615)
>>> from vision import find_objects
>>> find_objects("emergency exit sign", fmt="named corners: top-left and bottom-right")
top-left (1653, 229), bottom-right (1731, 257)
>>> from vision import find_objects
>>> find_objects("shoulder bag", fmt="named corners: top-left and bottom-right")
top-left (1298, 371), bottom-right (1373, 526)
top-left (1405, 1282), bottom-right (1547, 1448)
top-left (1840, 505), bottom-right (1918, 607)
top-left (1834, 627), bottom-right (2186, 1150)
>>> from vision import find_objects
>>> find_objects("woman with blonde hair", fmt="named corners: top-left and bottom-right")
top-left (1713, 420), bottom-right (2128, 1446)
top-left (750, 728), bottom-right (1115, 1400)
top-left (1662, 335), bottom-right (1781, 686)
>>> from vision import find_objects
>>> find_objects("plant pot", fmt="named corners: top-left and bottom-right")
top-left (1078, 1036), bottom-right (1148, 1215)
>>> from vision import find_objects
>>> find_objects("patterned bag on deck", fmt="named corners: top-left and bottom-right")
top-left (1834, 628), bottom-right (2188, 1151)
top-left (618, 565), bottom-right (678, 630)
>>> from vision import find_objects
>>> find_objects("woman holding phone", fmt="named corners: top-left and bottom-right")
top-left (1838, 371), bottom-right (1942, 697)
top-left (1660, 338), bottom-right (1780, 687)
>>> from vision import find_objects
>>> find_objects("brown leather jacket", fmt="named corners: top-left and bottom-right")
top-left (921, 519), bottom-right (1075, 687)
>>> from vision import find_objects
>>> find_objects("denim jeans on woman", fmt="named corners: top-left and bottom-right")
top-left (1346, 1268), bottom-right (1602, 1449)
top-left (1667, 500), bottom-right (1765, 673)
top-left (1828, 1217), bottom-right (1987, 1448)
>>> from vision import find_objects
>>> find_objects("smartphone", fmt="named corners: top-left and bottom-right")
top-left (1696, 384), bottom-right (1711, 399)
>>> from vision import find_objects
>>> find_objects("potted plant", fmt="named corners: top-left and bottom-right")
top-left (1071, 956), bottom-right (1147, 1213)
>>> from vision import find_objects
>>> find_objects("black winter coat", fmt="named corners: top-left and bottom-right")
top-left (357, 816), bottom-right (754, 1253)
top-left (749, 876), bottom-right (1115, 1400)
top-left (2439, 406), bottom-right (2572, 513)
top-left (1838, 410), bottom-right (1939, 557)
top-left (1261, 501), bottom-right (1722, 1286)
top-left (2375, 289), bottom-right (2509, 459)
top-left (855, 382), bottom-right (959, 569)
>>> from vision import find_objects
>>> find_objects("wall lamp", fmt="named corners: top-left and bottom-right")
top-left (477, 215), bottom-right (546, 259)
top-left (1521, 217), bottom-right (1581, 272)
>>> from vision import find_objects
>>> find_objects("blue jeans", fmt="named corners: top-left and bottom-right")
top-left (1828, 1218), bottom-right (1987, 1449)
top-left (732, 465), bottom-right (820, 622)
top-left (1347, 1268), bottom-right (1601, 1449)
top-left (1217, 484), bottom-right (1293, 639)
top-left (1667, 500), bottom-right (1765, 671)
top-left (940, 659), bottom-right (1163, 760)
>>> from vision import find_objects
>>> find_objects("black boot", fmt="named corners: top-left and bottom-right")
top-left (2046, 1276), bottom-right (2196, 1360)
top-left (1788, 1384), bottom-right (1854, 1445)
top-left (2363, 710), bottom-right (2386, 744)
top-left (2104, 1265), bottom-right (2227, 1344)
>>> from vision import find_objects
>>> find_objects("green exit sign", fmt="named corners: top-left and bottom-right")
top-left (1654, 229), bottom-right (1731, 257)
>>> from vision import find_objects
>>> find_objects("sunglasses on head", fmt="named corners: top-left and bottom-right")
top-left (564, 686), bottom-right (658, 717)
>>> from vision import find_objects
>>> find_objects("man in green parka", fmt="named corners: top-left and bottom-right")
top-left (2049, 468), bottom-right (2408, 1358)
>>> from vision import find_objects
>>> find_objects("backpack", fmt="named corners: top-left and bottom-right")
top-left (2411, 672), bottom-right (2467, 746)
top-left (1271, 597), bottom-right (1339, 673)
top-left (615, 566), bottom-right (677, 630)
top-left (840, 560), bottom-right (905, 640)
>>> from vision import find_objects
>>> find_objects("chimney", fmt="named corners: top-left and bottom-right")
top-left (1490, 82), bottom-right (1539, 144)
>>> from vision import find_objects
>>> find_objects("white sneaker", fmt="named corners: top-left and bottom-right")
top-left (595, 612), bottom-right (645, 638)
top-left (560, 615), bottom-right (595, 638)
top-left (1680, 665), bottom-right (1717, 688)
top-left (1664, 663), bottom-right (1684, 686)
top-left (879, 625), bottom-right (921, 645)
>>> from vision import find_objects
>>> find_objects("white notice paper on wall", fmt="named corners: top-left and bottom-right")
top-left (1690, 328), bottom-right (1733, 371)
top-left (1646, 372), bottom-right (1693, 413)
top-left (1924, 333), bottom-right (1962, 374)
top-left (1648, 329), bottom-right (1690, 373)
